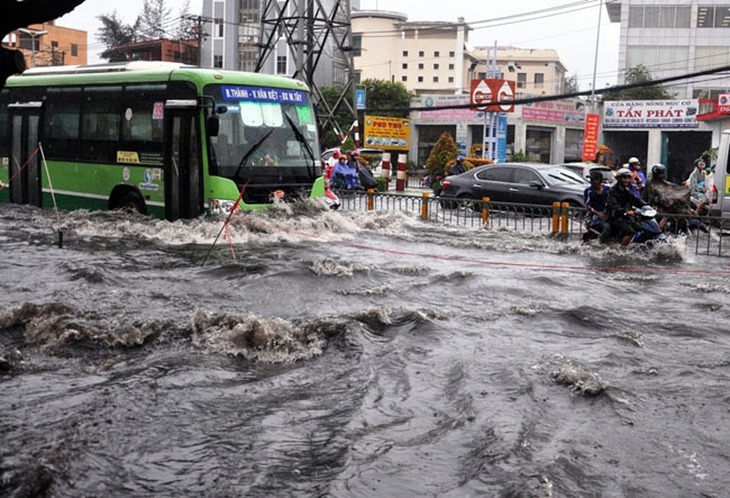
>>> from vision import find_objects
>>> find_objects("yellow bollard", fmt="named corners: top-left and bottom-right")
top-left (551, 201), bottom-right (560, 234)
top-left (421, 192), bottom-right (430, 220)
top-left (481, 196), bottom-right (490, 225)
top-left (560, 202), bottom-right (570, 235)
top-left (367, 188), bottom-right (375, 210)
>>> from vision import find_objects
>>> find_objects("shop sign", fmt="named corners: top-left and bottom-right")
top-left (603, 100), bottom-right (699, 129)
top-left (363, 115), bottom-right (411, 150)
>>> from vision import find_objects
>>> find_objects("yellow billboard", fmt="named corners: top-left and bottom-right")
top-left (363, 115), bottom-right (411, 151)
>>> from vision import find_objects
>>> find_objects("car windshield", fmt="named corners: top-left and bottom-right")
top-left (541, 167), bottom-right (588, 185)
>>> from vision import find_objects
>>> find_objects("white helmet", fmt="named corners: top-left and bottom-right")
top-left (616, 168), bottom-right (632, 178)
top-left (628, 157), bottom-right (640, 164)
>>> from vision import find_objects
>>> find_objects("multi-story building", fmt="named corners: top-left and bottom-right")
top-left (201, 0), bottom-right (358, 89)
top-left (4, 22), bottom-right (86, 68)
top-left (351, 10), bottom-right (474, 94)
top-left (352, 10), bottom-right (582, 164)
top-left (605, 1), bottom-right (730, 181)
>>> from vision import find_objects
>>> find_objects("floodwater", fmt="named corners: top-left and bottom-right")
top-left (1, 201), bottom-right (729, 498)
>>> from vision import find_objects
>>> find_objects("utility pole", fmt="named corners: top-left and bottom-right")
top-left (182, 14), bottom-right (211, 67)
top-left (256, 0), bottom-right (357, 148)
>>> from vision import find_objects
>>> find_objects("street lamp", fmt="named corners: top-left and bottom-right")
top-left (17, 28), bottom-right (48, 68)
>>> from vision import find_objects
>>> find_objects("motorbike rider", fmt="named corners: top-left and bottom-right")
top-left (626, 157), bottom-right (645, 198)
top-left (584, 170), bottom-right (612, 243)
top-left (642, 163), bottom-right (693, 230)
top-left (449, 155), bottom-right (467, 176)
top-left (607, 167), bottom-right (650, 246)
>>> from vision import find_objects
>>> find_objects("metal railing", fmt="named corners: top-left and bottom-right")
top-left (332, 188), bottom-right (730, 257)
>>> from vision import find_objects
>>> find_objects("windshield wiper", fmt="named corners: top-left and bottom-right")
top-left (232, 127), bottom-right (275, 183)
top-left (284, 113), bottom-right (317, 177)
top-left (237, 128), bottom-right (274, 168)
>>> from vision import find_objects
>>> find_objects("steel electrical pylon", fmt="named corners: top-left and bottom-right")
top-left (256, 0), bottom-right (357, 148)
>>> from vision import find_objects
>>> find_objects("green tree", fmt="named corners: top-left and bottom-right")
top-left (137, 0), bottom-right (173, 40)
top-left (564, 74), bottom-right (579, 94)
top-left (424, 132), bottom-right (459, 194)
top-left (602, 64), bottom-right (675, 101)
top-left (359, 78), bottom-right (413, 117)
top-left (174, 0), bottom-right (197, 40)
top-left (96, 11), bottom-right (138, 62)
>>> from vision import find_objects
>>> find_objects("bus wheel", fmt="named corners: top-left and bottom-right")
top-left (116, 192), bottom-right (147, 215)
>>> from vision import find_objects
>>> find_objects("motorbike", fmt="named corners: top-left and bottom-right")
top-left (582, 205), bottom-right (667, 246)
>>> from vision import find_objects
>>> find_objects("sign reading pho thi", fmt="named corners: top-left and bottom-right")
top-left (603, 100), bottom-right (699, 129)
top-left (363, 116), bottom-right (411, 150)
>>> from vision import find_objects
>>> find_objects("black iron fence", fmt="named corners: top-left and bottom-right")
top-left (332, 187), bottom-right (730, 257)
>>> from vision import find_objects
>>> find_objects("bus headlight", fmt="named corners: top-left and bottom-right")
top-left (209, 199), bottom-right (237, 216)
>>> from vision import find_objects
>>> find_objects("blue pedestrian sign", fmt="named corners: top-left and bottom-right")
top-left (355, 89), bottom-right (366, 110)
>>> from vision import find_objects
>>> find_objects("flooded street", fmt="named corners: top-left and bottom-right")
top-left (1, 202), bottom-right (729, 497)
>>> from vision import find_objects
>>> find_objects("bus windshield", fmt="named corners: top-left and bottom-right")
top-left (205, 84), bottom-right (320, 170)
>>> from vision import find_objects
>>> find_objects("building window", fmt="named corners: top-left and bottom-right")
top-left (402, 75), bottom-right (408, 82)
top-left (449, 51), bottom-right (455, 57)
top-left (629, 5), bottom-right (691, 28)
top-left (418, 63), bottom-right (424, 70)
top-left (698, 6), bottom-right (730, 27)
top-left (448, 76), bottom-right (454, 83)
top-left (71, 44), bottom-right (78, 57)
top-left (418, 76), bottom-right (423, 82)
top-left (627, 45), bottom-right (689, 71)
top-left (215, 18), bottom-right (224, 37)
top-left (402, 50), bottom-right (408, 57)
top-left (418, 50), bottom-right (424, 57)
top-left (696, 46), bottom-right (730, 71)
top-left (534, 73), bottom-right (544, 88)
top-left (433, 63), bottom-right (439, 70)
top-left (402, 63), bottom-right (408, 69)
top-left (352, 34), bottom-right (362, 56)
top-left (448, 63), bottom-right (454, 70)
top-left (434, 51), bottom-right (440, 57)
top-left (276, 55), bottom-right (287, 74)
top-left (213, 55), bottom-right (223, 68)
top-left (433, 76), bottom-right (439, 82)
top-left (517, 73), bottom-right (527, 89)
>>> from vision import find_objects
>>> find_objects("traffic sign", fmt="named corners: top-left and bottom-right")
top-left (355, 89), bottom-right (366, 110)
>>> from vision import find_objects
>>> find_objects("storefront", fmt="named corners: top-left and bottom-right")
top-left (602, 100), bottom-right (712, 182)
top-left (409, 94), bottom-right (585, 165)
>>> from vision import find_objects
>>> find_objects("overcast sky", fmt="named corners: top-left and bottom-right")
top-left (58, 0), bottom-right (620, 91)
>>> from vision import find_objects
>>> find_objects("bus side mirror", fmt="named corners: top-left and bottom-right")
top-left (208, 116), bottom-right (220, 137)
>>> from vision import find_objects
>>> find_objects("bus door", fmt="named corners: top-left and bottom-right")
top-left (8, 101), bottom-right (43, 207)
top-left (163, 99), bottom-right (203, 221)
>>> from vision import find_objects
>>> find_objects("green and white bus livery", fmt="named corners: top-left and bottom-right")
top-left (0, 61), bottom-right (325, 220)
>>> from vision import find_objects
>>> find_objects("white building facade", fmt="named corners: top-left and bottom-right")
top-left (605, 0), bottom-right (730, 181)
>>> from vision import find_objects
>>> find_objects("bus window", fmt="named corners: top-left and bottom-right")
top-left (43, 87), bottom-right (82, 160)
top-left (81, 86), bottom-right (122, 162)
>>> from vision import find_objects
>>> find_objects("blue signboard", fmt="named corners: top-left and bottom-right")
top-left (355, 89), bottom-right (366, 110)
top-left (497, 113), bottom-right (508, 163)
top-left (221, 86), bottom-right (307, 104)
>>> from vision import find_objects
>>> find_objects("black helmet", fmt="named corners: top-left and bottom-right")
top-left (589, 170), bottom-right (604, 182)
top-left (651, 163), bottom-right (666, 176)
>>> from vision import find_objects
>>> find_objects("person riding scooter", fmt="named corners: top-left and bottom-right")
top-left (607, 167), bottom-right (651, 246)
top-left (642, 163), bottom-right (693, 231)
top-left (583, 170), bottom-right (612, 243)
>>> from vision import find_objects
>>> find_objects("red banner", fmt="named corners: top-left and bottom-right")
top-left (470, 79), bottom-right (515, 112)
top-left (581, 113), bottom-right (600, 162)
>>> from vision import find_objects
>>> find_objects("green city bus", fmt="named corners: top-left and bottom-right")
top-left (0, 61), bottom-right (326, 220)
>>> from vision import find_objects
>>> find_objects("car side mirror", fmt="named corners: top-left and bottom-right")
top-left (529, 181), bottom-right (544, 189)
